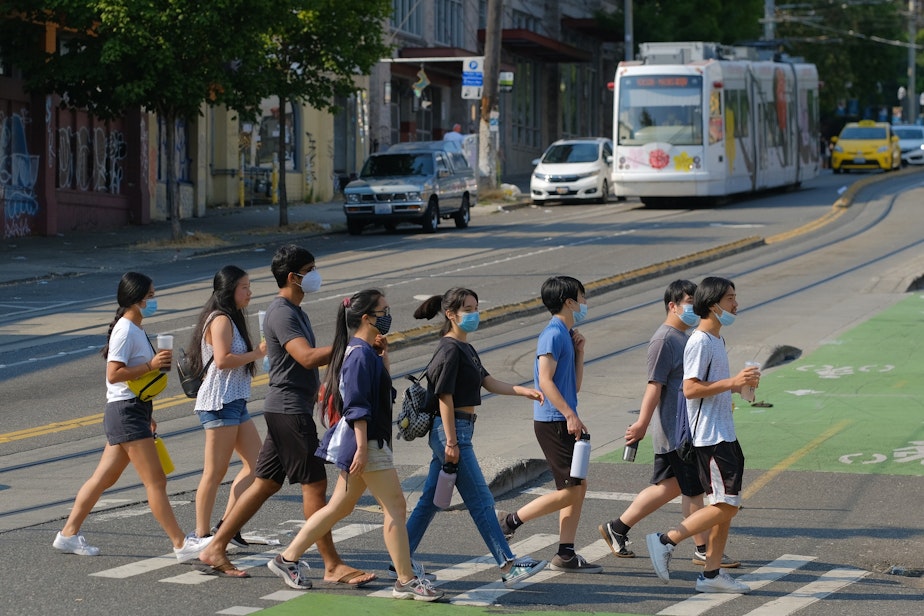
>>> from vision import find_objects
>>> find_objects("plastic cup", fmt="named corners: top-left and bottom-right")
top-left (156, 334), bottom-right (174, 372)
top-left (258, 310), bottom-right (266, 337)
top-left (742, 361), bottom-right (761, 402)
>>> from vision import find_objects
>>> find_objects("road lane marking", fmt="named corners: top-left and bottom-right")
top-left (657, 554), bottom-right (816, 616)
top-left (523, 486), bottom-right (681, 504)
top-left (743, 568), bottom-right (869, 615)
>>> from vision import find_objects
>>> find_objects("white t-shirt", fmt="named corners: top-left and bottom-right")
top-left (683, 329), bottom-right (735, 446)
top-left (106, 317), bottom-right (155, 403)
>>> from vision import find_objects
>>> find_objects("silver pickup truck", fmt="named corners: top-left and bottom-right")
top-left (343, 141), bottom-right (478, 235)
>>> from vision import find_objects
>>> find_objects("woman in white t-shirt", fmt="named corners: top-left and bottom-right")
top-left (187, 266), bottom-right (265, 570)
top-left (53, 272), bottom-right (212, 562)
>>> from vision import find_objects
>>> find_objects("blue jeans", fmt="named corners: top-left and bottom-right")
top-left (406, 415), bottom-right (513, 566)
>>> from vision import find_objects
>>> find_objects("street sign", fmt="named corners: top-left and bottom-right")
top-left (462, 85), bottom-right (483, 100)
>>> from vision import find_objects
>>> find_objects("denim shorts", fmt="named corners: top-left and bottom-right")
top-left (104, 398), bottom-right (154, 445)
top-left (364, 441), bottom-right (395, 473)
top-left (196, 399), bottom-right (251, 429)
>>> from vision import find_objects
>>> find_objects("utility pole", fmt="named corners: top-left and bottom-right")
top-left (909, 0), bottom-right (918, 125)
top-left (624, 0), bottom-right (633, 61)
top-left (479, 0), bottom-right (503, 190)
top-left (764, 0), bottom-right (775, 41)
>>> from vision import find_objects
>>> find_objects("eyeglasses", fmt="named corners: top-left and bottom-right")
top-left (292, 265), bottom-right (317, 279)
top-left (372, 307), bottom-right (391, 317)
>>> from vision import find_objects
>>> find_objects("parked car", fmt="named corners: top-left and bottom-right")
top-left (830, 120), bottom-right (901, 173)
top-left (342, 141), bottom-right (477, 235)
top-left (530, 137), bottom-right (614, 204)
top-left (891, 124), bottom-right (924, 166)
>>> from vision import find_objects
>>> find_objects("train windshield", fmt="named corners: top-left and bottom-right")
top-left (617, 75), bottom-right (704, 146)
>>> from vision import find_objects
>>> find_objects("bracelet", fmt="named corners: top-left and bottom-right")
top-left (145, 361), bottom-right (152, 371)
top-left (446, 442), bottom-right (458, 448)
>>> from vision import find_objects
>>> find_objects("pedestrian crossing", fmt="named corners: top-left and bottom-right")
top-left (85, 522), bottom-right (871, 615)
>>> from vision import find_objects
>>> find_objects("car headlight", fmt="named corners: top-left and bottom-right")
top-left (833, 145), bottom-right (844, 153)
top-left (877, 145), bottom-right (890, 153)
top-left (576, 169), bottom-right (600, 179)
top-left (533, 172), bottom-right (548, 181)
top-left (345, 193), bottom-right (360, 203)
top-left (407, 191), bottom-right (421, 201)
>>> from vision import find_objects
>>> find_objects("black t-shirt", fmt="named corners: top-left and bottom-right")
top-left (427, 337), bottom-right (489, 408)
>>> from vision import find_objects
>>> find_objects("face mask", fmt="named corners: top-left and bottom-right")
top-left (295, 269), bottom-right (322, 293)
top-left (373, 313), bottom-right (392, 335)
top-left (572, 302), bottom-right (588, 324)
top-left (458, 311), bottom-right (480, 333)
top-left (678, 304), bottom-right (700, 327)
top-left (715, 305), bottom-right (736, 326)
top-left (140, 298), bottom-right (158, 318)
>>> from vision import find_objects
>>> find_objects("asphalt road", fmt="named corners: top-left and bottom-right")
top-left (1, 169), bottom-right (923, 615)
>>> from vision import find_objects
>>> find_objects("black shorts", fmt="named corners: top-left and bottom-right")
top-left (695, 440), bottom-right (745, 507)
top-left (651, 451), bottom-right (705, 497)
top-left (534, 420), bottom-right (584, 489)
top-left (255, 413), bottom-right (327, 485)
top-left (104, 398), bottom-right (154, 445)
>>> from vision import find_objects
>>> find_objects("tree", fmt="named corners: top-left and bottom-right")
top-left (234, 0), bottom-right (393, 226)
top-left (2, 0), bottom-right (276, 240)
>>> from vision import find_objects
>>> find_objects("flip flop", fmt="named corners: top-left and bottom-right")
top-left (210, 562), bottom-right (250, 578)
top-left (321, 569), bottom-right (377, 588)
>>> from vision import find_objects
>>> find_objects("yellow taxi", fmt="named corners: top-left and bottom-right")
top-left (830, 120), bottom-right (901, 173)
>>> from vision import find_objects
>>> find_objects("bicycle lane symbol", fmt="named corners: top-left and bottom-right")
top-left (839, 441), bottom-right (924, 465)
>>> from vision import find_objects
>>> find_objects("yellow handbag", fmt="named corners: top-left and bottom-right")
top-left (127, 369), bottom-right (168, 402)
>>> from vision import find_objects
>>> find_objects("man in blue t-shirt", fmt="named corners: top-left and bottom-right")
top-left (498, 276), bottom-right (602, 574)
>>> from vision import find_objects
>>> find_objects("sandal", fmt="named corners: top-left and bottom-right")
top-left (210, 562), bottom-right (250, 578)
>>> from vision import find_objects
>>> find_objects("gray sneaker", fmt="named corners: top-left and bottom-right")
top-left (496, 509), bottom-right (516, 541)
top-left (549, 553), bottom-right (602, 574)
top-left (267, 554), bottom-right (312, 589)
top-left (502, 556), bottom-right (548, 588)
top-left (392, 576), bottom-right (444, 601)
top-left (693, 549), bottom-right (740, 568)
top-left (646, 532), bottom-right (674, 583)
top-left (53, 532), bottom-right (100, 556)
top-left (695, 570), bottom-right (751, 593)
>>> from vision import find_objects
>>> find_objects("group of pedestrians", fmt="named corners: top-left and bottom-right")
top-left (52, 240), bottom-right (758, 599)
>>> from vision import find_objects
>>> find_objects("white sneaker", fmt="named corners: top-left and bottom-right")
top-left (174, 533), bottom-right (213, 563)
top-left (386, 559), bottom-right (436, 581)
top-left (646, 533), bottom-right (674, 583)
top-left (53, 532), bottom-right (100, 556)
top-left (695, 570), bottom-right (751, 593)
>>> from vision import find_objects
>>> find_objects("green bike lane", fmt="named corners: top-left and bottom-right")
top-left (259, 293), bottom-right (924, 616)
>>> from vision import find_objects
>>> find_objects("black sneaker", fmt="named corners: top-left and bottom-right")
top-left (599, 522), bottom-right (635, 558)
top-left (549, 553), bottom-right (603, 574)
top-left (213, 520), bottom-right (249, 548)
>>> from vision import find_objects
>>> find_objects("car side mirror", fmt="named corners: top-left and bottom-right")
top-left (531, 158), bottom-right (540, 166)
top-left (830, 136), bottom-right (838, 144)
top-left (605, 155), bottom-right (614, 164)
top-left (892, 135), bottom-right (899, 143)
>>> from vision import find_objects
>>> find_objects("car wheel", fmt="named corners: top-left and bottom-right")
top-left (421, 201), bottom-right (439, 233)
top-left (833, 166), bottom-right (842, 174)
top-left (384, 222), bottom-right (397, 233)
top-left (596, 179), bottom-right (609, 204)
top-left (346, 219), bottom-right (364, 235)
top-left (454, 195), bottom-right (471, 229)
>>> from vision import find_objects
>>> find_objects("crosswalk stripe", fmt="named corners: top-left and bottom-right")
top-left (742, 568), bottom-right (869, 615)
top-left (158, 523), bottom-right (381, 584)
top-left (366, 533), bottom-right (560, 598)
top-left (452, 538), bottom-right (612, 606)
top-left (657, 554), bottom-right (817, 616)
top-left (522, 486), bottom-right (681, 504)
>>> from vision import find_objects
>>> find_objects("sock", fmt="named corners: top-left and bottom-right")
top-left (696, 544), bottom-right (707, 554)
top-left (660, 533), bottom-right (677, 546)
top-left (611, 518), bottom-right (632, 536)
top-left (557, 543), bottom-right (576, 558)
top-left (507, 512), bottom-right (524, 530)
top-left (703, 568), bottom-right (719, 579)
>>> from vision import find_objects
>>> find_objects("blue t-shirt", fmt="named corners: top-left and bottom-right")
top-left (533, 317), bottom-right (578, 422)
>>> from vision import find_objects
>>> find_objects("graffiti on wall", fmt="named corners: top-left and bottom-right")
top-left (56, 125), bottom-right (126, 193)
top-left (1, 109), bottom-right (40, 238)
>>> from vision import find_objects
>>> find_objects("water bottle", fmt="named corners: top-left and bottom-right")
top-left (570, 433), bottom-right (591, 479)
top-left (433, 462), bottom-right (458, 509)
top-left (622, 440), bottom-right (638, 462)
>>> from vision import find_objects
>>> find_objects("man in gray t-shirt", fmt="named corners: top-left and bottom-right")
top-left (200, 245), bottom-right (375, 587)
top-left (599, 280), bottom-right (725, 567)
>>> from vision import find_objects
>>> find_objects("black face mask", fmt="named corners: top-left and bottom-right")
top-left (373, 314), bottom-right (392, 335)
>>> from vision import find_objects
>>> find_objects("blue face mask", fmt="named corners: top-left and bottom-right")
top-left (373, 313), bottom-right (392, 335)
top-left (572, 302), bottom-right (588, 324)
top-left (140, 298), bottom-right (158, 318)
top-left (715, 306), bottom-right (736, 326)
top-left (458, 311), bottom-right (480, 333)
top-left (678, 304), bottom-right (700, 327)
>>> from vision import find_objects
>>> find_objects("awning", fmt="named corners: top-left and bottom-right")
top-left (478, 28), bottom-right (593, 63)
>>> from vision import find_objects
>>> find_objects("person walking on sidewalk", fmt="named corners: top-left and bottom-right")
top-left (498, 276), bottom-right (602, 574)
top-left (599, 279), bottom-right (739, 568)
top-left (188, 266), bottom-right (266, 554)
top-left (268, 290), bottom-right (443, 601)
top-left (198, 246), bottom-right (374, 586)
top-left (53, 272), bottom-right (211, 562)
top-left (646, 276), bottom-right (759, 594)
top-left (403, 288), bottom-right (549, 588)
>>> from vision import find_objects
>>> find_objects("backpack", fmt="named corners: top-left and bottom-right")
top-left (176, 347), bottom-right (212, 399)
top-left (395, 370), bottom-right (437, 441)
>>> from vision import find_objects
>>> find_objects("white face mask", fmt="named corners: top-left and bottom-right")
top-left (295, 269), bottom-right (322, 293)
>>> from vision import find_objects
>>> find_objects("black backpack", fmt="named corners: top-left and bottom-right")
top-left (176, 348), bottom-right (213, 399)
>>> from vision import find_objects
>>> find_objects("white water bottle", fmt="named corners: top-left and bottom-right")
top-left (570, 433), bottom-right (591, 479)
top-left (433, 462), bottom-right (458, 509)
